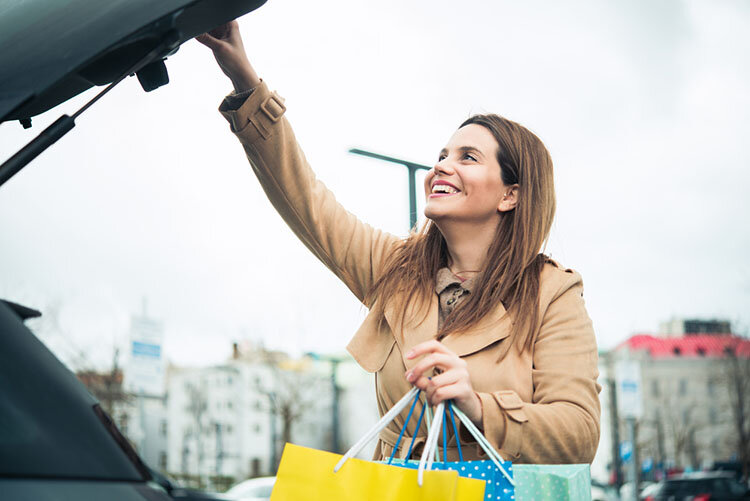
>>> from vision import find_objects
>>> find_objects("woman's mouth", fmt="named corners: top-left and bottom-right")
top-left (429, 182), bottom-right (461, 198)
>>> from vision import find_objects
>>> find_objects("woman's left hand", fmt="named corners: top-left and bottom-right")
top-left (405, 340), bottom-right (483, 427)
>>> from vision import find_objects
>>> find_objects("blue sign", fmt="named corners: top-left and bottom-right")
top-left (132, 341), bottom-right (161, 358)
top-left (620, 441), bottom-right (633, 462)
top-left (642, 458), bottom-right (653, 473)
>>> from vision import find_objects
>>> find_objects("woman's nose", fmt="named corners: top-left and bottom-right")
top-left (433, 158), bottom-right (453, 175)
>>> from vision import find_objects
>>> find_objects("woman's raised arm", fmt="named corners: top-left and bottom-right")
top-left (196, 22), bottom-right (400, 304)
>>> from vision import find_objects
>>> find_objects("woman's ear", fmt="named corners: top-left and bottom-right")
top-left (497, 184), bottom-right (519, 212)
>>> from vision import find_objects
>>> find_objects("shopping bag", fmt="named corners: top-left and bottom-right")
top-left (513, 464), bottom-right (592, 501)
top-left (384, 393), bottom-right (514, 501)
top-left (270, 443), bottom-right (460, 501)
top-left (269, 387), bottom-right (478, 501)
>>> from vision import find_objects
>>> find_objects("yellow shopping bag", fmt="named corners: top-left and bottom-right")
top-left (270, 389), bottom-right (486, 501)
top-left (270, 443), bottom-right (461, 501)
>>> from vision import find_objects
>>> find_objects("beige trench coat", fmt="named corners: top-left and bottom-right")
top-left (220, 81), bottom-right (601, 465)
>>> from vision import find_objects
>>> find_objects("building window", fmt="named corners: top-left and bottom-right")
top-left (160, 420), bottom-right (168, 437)
top-left (251, 457), bottom-right (261, 476)
top-left (227, 401), bottom-right (233, 410)
top-left (651, 380), bottom-right (659, 397)
top-left (679, 379), bottom-right (687, 396)
top-left (709, 407), bottom-right (718, 425)
top-left (707, 380), bottom-right (715, 394)
top-left (226, 424), bottom-right (233, 434)
top-left (159, 452), bottom-right (167, 470)
top-left (253, 423), bottom-right (261, 434)
top-left (682, 408), bottom-right (690, 425)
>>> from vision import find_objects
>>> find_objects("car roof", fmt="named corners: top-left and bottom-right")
top-left (0, 0), bottom-right (267, 124)
top-left (670, 471), bottom-right (737, 480)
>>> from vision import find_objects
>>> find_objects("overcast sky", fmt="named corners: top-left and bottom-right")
top-left (1, 0), bottom-right (749, 371)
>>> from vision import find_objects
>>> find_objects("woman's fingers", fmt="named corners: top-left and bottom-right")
top-left (405, 352), bottom-right (456, 382)
top-left (195, 20), bottom-right (259, 93)
top-left (411, 370), bottom-right (464, 402)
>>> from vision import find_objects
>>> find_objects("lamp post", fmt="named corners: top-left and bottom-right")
top-left (306, 352), bottom-right (348, 453)
top-left (349, 148), bottom-right (431, 231)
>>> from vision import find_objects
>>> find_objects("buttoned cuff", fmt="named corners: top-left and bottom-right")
top-left (218, 80), bottom-right (286, 141)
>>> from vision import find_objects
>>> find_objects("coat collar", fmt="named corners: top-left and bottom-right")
top-left (384, 293), bottom-right (511, 370)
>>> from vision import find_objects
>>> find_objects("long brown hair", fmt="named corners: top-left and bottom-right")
top-left (366, 114), bottom-right (556, 357)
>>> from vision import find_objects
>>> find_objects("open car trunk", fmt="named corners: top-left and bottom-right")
top-left (0, 0), bottom-right (267, 124)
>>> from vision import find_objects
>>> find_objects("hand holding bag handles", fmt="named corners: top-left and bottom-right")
top-left (336, 387), bottom-right (513, 486)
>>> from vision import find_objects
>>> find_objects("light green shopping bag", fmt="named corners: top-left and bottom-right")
top-left (513, 464), bottom-right (591, 501)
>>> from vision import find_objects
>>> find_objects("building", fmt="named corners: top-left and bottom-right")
top-left (596, 318), bottom-right (750, 485)
top-left (165, 343), bottom-right (337, 485)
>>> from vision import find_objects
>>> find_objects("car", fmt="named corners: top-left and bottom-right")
top-left (0, 1), bottom-right (268, 499)
top-left (224, 476), bottom-right (277, 501)
top-left (643, 471), bottom-right (750, 501)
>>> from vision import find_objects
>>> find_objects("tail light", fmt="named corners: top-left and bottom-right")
top-left (692, 494), bottom-right (712, 501)
top-left (644, 496), bottom-right (655, 501)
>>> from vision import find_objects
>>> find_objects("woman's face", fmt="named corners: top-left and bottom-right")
top-left (424, 124), bottom-right (512, 224)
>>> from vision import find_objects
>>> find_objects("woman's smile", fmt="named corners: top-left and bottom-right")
top-left (429, 180), bottom-right (462, 198)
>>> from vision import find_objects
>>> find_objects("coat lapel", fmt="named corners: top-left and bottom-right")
top-left (384, 294), bottom-right (438, 371)
top-left (441, 300), bottom-right (512, 356)
top-left (384, 293), bottom-right (512, 367)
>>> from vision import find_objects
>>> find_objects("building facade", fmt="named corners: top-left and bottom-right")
top-left (595, 318), bottom-right (749, 485)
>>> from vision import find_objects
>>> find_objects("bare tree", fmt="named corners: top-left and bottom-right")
top-left (253, 349), bottom-right (321, 470)
top-left (185, 380), bottom-right (208, 475)
top-left (722, 337), bottom-right (750, 481)
top-left (657, 395), bottom-right (703, 468)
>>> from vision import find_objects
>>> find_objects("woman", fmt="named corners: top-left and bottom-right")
top-left (198, 21), bottom-right (600, 464)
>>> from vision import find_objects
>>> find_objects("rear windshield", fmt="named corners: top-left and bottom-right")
top-left (0, 304), bottom-right (143, 480)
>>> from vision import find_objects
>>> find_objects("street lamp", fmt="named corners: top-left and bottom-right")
top-left (305, 352), bottom-right (348, 454)
top-left (349, 148), bottom-right (431, 231)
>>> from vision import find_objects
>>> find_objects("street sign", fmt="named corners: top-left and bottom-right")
top-left (123, 314), bottom-right (165, 397)
top-left (620, 441), bottom-right (633, 462)
top-left (615, 359), bottom-right (643, 419)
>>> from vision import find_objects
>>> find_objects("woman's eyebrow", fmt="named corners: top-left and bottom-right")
top-left (439, 146), bottom-right (484, 158)
top-left (457, 145), bottom-right (484, 158)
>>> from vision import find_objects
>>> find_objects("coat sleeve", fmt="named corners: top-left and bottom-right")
top-left (218, 81), bottom-right (400, 304)
top-left (473, 270), bottom-right (601, 464)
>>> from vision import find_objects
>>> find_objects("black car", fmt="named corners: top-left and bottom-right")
top-left (644, 472), bottom-right (750, 501)
top-left (1, 1), bottom-right (266, 499)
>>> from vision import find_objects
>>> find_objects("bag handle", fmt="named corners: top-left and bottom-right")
top-left (451, 404), bottom-right (514, 486)
top-left (333, 387), bottom-right (419, 473)
top-left (417, 401), bottom-right (445, 485)
top-left (387, 390), bottom-right (464, 465)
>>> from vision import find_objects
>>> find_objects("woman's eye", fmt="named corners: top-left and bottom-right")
top-left (438, 154), bottom-right (446, 161)
top-left (464, 153), bottom-right (477, 161)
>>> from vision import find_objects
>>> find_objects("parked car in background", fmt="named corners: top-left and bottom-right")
top-left (643, 471), bottom-right (750, 501)
top-left (639, 481), bottom-right (661, 500)
top-left (224, 476), bottom-right (276, 501)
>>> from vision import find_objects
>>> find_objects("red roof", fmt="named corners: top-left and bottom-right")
top-left (617, 334), bottom-right (750, 358)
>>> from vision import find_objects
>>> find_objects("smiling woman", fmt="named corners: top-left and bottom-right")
top-left (198, 21), bottom-right (600, 464)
